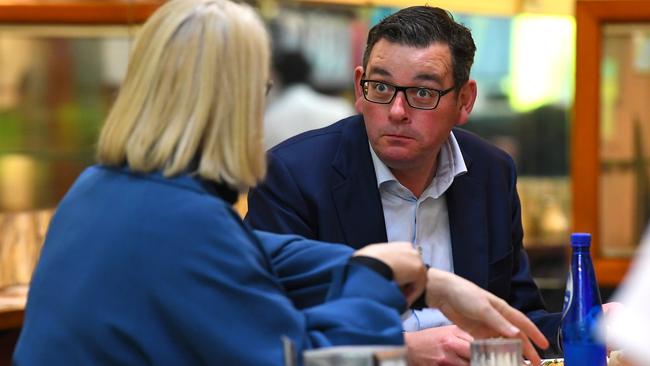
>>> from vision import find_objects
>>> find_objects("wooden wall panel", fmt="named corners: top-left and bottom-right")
top-left (574, 0), bottom-right (650, 285)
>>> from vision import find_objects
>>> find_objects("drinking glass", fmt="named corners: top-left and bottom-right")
top-left (470, 338), bottom-right (522, 366)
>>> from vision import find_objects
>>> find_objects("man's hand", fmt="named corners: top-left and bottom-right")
top-left (425, 268), bottom-right (549, 366)
top-left (601, 301), bottom-right (624, 353)
top-left (404, 325), bottom-right (473, 366)
top-left (602, 301), bottom-right (624, 318)
top-left (354, 242), bottom-right (427, 305)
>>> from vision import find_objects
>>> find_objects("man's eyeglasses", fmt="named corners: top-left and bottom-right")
top-left (360, 79), bottom-right (455, 110)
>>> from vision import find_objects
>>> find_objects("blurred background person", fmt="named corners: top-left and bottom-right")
top-left (264, 50), bottom-right (356, 149)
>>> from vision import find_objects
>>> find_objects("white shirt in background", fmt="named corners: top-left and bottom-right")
top-left (264, 84), bottom-right (356, 149)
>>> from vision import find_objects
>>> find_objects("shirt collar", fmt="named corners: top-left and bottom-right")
top-left (369, 131), bottom-right (467, 199)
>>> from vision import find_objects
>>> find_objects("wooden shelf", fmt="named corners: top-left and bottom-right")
top-left (0, 309), bottom-right (23, 331)
top-left (0, 286), bottom-right (27, 331)
top-left (0, 0), bottom-right (572, 23)
top-left (0, 0), bottom-right (164, 24)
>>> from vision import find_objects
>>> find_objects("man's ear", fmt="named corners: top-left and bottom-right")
top-left (456, 79), bottom-right (477, 126)
top-left (353, 66), bottom-right (365, 112)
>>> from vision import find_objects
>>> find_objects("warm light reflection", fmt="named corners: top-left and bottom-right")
top-left (0, 37), bottom-right (35, 111)
top-left (0, 154), bottom-right (36, 210)
top-left (509, 14), bottom-right (575, 112)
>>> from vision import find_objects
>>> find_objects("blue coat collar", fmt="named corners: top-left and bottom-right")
top-left (103, 165), bottom-right (238, 205)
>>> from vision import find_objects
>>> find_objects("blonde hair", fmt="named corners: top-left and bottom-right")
top-left (97, 0), bottom-right (269, 190)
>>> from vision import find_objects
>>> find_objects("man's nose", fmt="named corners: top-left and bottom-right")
top-left (388, 91), bottom-right (409, 122)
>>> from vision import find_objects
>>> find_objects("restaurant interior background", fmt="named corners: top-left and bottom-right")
top-left (1, 0), bottom-right (649, 361)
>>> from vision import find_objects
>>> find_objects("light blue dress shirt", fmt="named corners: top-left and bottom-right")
top-left (369, 132), bottom-right (468, 331)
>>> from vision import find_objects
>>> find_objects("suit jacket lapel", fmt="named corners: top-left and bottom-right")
top-left (447, 149), bottom-right (490, 289)
top-left (330, 116), bottom-right (387, 249)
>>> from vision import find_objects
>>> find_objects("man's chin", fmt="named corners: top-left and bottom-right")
top-left (375, 150), bottom-right (417, 169)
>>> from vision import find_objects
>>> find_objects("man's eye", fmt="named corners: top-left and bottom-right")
top-left (416, 88), bottom-right (433, 98)
top-left (374, 83), bottom-right (389, 92)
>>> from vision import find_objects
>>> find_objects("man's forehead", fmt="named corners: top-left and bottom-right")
top-left (367, 39), bottom-right (451, 62)
top-left (365, 40), bottom-right (452, 82)
top-left (372, 38), bottom-right (450, 52)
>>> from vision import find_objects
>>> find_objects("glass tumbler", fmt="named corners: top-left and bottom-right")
top-left (470, 338), bottom-right (522, 366)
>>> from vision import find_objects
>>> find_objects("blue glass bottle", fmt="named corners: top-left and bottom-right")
top-left (560, 233), bottom-right (607, 366)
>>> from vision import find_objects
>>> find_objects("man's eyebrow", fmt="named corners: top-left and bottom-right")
top-left (413, 73), bottom-right (443, 85)
top-left (365, 67), bottom-right (447, 86)
top-left (366, 68), bottom-right (445, 86)
top-left (365, 67), bottom-right (391, 78)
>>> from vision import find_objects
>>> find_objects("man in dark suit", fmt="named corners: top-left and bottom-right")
top-left (247, 6), bottom-right (561, 365)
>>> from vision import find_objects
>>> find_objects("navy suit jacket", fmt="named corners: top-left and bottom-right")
top-left (247, 115), bottom-right (562, 353)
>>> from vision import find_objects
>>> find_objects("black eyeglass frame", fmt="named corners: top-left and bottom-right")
top-left (359, 79), bottom-right (455, 110)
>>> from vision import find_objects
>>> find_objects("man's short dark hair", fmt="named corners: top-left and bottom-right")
top-left (362, 6), bottom-right (476, 90)
top-left (273, 50), bottom-right (311, 87)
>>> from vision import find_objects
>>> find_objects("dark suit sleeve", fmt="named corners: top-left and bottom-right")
top-left (506, 160), bottom-right (562, 356)
top-left (246, 151), bottom-right (316, 239)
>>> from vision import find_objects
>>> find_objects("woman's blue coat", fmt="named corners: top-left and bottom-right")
top-left (13, 165), bottom-right (406, 365)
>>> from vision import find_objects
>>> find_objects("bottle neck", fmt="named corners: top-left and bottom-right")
top-left (571, 245), bottom-right (591, 254)
top-left (569, 243), bottom-right (601, 305)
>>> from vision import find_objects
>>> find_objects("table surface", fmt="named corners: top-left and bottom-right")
top-left (0, 285), bottom-right (27, 330)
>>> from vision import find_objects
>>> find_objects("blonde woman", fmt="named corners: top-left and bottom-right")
top-left (12, 1), bottom-right (423, 364)
top-left (13, 0), bottom-right (546, 365)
